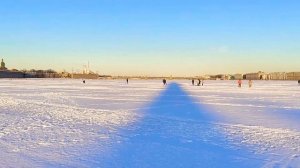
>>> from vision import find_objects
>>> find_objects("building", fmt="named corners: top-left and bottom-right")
top-left (0, 59), bottom-right (60, 78)
top-left (269, 72), bottom-right (287, 80)
top-left (0, 59), bottom-right (7, 70)
top-left (60, 72), bottom-right (72, 78)
top-left (245, 71), bottom-right (268, 80)
top-left (233, 74), bottom-right (243, 80)
top-left (194, 75), bottom-right (209, 80)
top-left (286, 72), bottom-right (300, 80)
top-left (71, 73), bottom-right (99, 79)
top-left (209, 74), bottom-right (231, 80)
top-left (0, 58), bottom-right (24, 78)
top-left (0, 71), bottom-right (25, 78)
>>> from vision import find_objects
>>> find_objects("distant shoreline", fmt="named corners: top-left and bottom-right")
top-left (1, 69), bottom-right (300, 80)
top-left (0, 77), bottom-right (299, 81)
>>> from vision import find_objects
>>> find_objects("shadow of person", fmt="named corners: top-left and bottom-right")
top-left (143, 83), bottom-right (212, 121)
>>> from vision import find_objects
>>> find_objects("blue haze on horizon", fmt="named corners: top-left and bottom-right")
top-left (0, 0), bottom-right (299, 76)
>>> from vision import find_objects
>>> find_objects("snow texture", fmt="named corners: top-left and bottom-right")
top-left (0, 79), bottom-right (299, 167)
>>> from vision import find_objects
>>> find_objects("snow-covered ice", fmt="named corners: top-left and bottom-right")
top-left (0, 79), bottom-right (299, 167)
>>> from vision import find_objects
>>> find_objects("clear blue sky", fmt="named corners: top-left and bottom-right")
top-left (0, 0), bottom-right (299, 76)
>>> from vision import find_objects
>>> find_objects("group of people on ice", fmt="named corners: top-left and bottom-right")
top-left (191, 79), bottom-right (204, 86)
top-left (82, 78), bottom-right (300, 86)
top-left (237, 79), bottom-right (253, 88)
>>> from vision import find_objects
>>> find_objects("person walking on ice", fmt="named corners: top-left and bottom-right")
top-left (238, 79), bottom-right (242, 88)
top-left (192, 79), bottom-right (194, 86)
top-left (248, 80), bottom-right (253, 88)
top-left (163, 79), bottom-right (167, 86)
top-left (197, 79), bottom-right (201, 86)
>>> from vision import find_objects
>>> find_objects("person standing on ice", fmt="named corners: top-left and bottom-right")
top-left (197, 79), bottom-right (201, 86)
top-left (126, 78), bottom-right (129, 84)
top-left (298, 80), bottom-right (300, 85)
top-left (163, 79), bottom-right (167, 85)
top-left (238, 79), bottom-right (242, 88)
top-left (192, 79), bottom-right (194, 86)
top-left (83, 80), bottom-right (86, 84)
top-left (248, 80), bottom-right (253, 88)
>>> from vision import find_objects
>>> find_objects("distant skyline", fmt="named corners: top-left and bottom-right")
top-left (1, 0), bottom-right (300, 76)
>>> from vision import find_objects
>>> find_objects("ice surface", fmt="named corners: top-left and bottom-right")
top-left (0, 79), bottom-right (299, 167)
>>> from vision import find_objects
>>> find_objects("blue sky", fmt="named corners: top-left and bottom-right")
top-left (0, 0), bottom-right (299, 76)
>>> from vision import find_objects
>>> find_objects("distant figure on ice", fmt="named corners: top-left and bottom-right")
top-left (83, 80), bottom-right (86, 84)
top-left (163, 79), bottom-right (167, 85)
top-left (298, 80), bottom-right (300, 85)
top-left (126, 78), bottom-right (129, 84)
top-left (197, 79), bottom-right (201, 86)
top-left (248, 80), bottom-right (253, 88)
top-left (238, 79), bottom-right (242, 88)
top-left (192, 79), bottom-right (195, 86)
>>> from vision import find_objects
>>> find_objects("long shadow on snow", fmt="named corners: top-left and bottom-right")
top-left (82, 83), bottom-right (265, 168)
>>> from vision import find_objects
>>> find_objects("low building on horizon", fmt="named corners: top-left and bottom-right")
top-left (286, 72), bottom-right (300, 80)
top-left (213, 74), bottom-right (231, 80)
top-left (245, 71), bottom-right (269, 80)
top-left (269, 72), bottom-right (287, 80)
top-left (233, 74), bottom-right (243, 80)
top-left (0, 59), bottom-right (25, 78)
top-left (71, 73), bottom-right (99, 79)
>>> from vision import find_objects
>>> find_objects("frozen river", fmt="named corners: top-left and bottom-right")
top-left (0, 79), bottom-right (299, 167)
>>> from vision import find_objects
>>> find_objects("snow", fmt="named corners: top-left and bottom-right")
top-left (0, 79), bottom-right (299, 167)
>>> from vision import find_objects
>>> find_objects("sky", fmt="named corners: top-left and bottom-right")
top-left (0, 0), bottom-right (300, 76)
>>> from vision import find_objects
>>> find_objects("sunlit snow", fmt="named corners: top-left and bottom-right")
top-left (0, 79), bottom-right (299, 167)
